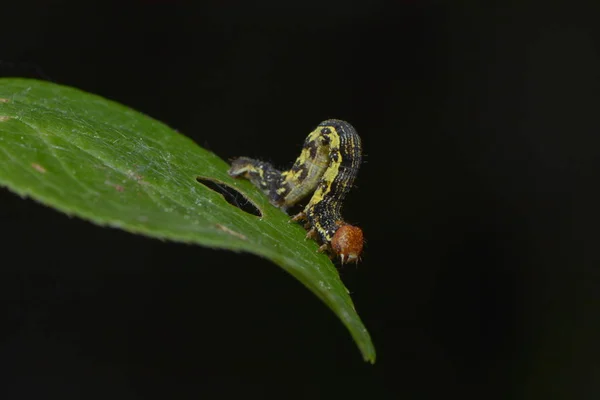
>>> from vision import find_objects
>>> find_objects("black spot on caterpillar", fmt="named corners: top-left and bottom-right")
top-left (228, 119), bottom-right (363, 263)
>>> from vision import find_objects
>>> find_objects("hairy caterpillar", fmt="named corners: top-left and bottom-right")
top-left (228, 119), bottom-right (363, 264)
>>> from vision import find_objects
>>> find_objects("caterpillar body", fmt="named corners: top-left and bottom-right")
top-left (228, 119), bottom-right (363, 264)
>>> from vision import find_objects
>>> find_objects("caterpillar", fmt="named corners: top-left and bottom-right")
top-left (228, 119), bottom-right (363, 264)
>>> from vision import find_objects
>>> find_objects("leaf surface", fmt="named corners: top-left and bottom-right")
top-left (0, 78), bottom-right (375, 363)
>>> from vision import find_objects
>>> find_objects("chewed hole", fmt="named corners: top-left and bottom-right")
top-left (196, 176), bottom-right (262, 217)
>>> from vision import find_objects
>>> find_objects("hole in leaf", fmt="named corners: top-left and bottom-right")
top-left (195, 176), bottom-right (262, 217)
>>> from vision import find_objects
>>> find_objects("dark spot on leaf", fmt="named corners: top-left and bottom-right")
top-left (196, 176), bottom-right (262, 217)
top-left (126, 170), bottom-right (149, 185)
top-left (104, 180), bottom-right (125, 192)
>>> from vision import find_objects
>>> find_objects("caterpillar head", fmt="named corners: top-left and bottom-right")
top-left (331, 224), bottom-right (364, 264)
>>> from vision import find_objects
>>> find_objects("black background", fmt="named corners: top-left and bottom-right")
top-left (1, 1), bottom-right (600, 399)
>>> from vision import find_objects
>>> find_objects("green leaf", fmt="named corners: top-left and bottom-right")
top-left (0, 78), bottom-right (375, 363)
